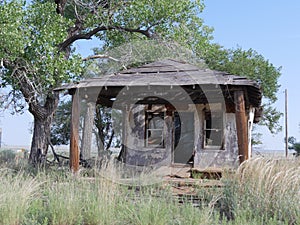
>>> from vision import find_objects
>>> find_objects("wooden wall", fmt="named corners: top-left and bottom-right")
top-left (122, 103), bottom-right (243, 169)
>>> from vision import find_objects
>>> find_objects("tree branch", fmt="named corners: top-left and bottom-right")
top-left (82, 54), bottom-right (119, 62)
top-left (59, 25), bottom-right (152, 51)
top-left (48, 136), bottom-right (60, 163)
top-left (3, 58), bottom-right (59, 120)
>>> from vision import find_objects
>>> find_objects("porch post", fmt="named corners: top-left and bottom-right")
top-left (70, 89), bottom-right (80, 173)
top-left (234, 90), bottom-right (249, 163)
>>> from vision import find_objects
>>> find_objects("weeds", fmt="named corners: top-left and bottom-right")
top-left (235, 157), bottom-right (300, 224)
top-left (0, 170), bottom-right (42, 225)
top-left (0, 151), bottom-right (299, 225)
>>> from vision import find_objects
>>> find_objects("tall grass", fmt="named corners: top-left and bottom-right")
top-left (234, 157), bottom-right (300, 224)
top-left (0, 170), bottom-right (41, 225)
top-left (25, 175), bottom-right (217, 225)
top-left (0, 150), bottom-right (299, 225)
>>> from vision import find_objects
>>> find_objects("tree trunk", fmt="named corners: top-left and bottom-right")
top-left (29, 116), bottom-right (53, 164)
top-left (3, 60), bottom-right (60, 166)
top-left (28, 93), bottom-right (59, 165)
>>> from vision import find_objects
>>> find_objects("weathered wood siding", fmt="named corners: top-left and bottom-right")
top-left (194, 108), bottom-right (239, 169)
top-left (123, 104), bottom-right (171, 167)
top-left (122, 103), bottom-right (242, 169)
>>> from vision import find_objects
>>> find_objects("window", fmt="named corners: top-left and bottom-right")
top-left (145, 111), bottom-right (165, 148)
top-left (204, 104), bottom-right (224, 149)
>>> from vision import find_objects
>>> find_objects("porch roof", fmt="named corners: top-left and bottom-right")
top-left (57, 59), bottom-right (260, 89)
top-left (56, 59), bottom-right (262, 107)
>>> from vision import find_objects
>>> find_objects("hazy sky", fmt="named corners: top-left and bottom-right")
top-left (1, 1), bottom-right (299, 151)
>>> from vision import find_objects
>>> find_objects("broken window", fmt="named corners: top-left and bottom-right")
top-left (204, 104), bottom-right (224, 149)
top-left (145, 111), bottom-right (165, 148)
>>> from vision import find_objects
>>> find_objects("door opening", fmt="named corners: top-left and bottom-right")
top-left (173, 112), bottom-right (194, 164)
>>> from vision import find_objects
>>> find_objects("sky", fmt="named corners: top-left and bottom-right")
top-left (1, 0), bottom-right (300, 151)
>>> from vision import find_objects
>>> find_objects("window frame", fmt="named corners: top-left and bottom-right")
top-left (203, 103), bottom-right (225, 150)
top-left (145, 110), bottom-right (166, 148)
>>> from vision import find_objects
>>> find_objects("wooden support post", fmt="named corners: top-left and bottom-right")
top-left (234, 90), bottom-right (249, 163)
top-left (70, 89), bottom-right (80, 173)
top-left (81, 102), bottom-right (95, 160)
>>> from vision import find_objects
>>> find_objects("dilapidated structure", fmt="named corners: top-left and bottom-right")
top-left (56, 59), bottom-right (262, 174)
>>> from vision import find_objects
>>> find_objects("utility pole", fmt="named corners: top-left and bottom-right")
top-left (285, 89), bottom-right (288, 157)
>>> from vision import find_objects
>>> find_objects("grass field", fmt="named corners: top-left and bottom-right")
top-left (0, 149), bottom-right (299, 225)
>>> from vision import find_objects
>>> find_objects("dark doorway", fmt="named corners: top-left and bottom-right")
top-left (173, 112), bottom-right (194, 164)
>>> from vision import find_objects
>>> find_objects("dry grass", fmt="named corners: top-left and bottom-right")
top-left (235, 157), bottom-right (300, 224)
top-left (0, 169), bottom-right (42, 225)
top-left (0, 149), bottom-right (299, 225)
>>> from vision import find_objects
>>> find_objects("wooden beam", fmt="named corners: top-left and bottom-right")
top-left (70, 89), bottom-right (80, 173)
top-left (234, 90), bottom-right (248, 163)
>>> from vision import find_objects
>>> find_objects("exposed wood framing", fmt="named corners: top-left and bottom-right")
top-left (234, 90), bottom-right (248, 163)
top-left (70, 89), bottom-right (80, 173)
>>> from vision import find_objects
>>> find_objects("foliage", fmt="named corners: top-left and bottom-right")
top-left (287, 136), bottom-right (300, 157)
top-left (202, 44), bottom-right (282, 134)
top-left (50, 99), bottom-right (72, 145)
top-left (0, 149), bottom-right (16, 164)
top-left (98, 0), bottom-right (210, 48)
top-left (251, 131), bottom-right (263, 146)
top-left (0, 0), bottom-right (83, 98)
top-left (94, 105), bottom-right (123, 151)
top-left (51, 100), bottom-right (123, 154)
top-left (89, 39), bottom-right (207, 75)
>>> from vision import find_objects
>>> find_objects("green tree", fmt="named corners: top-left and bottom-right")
top-left (201, 44), bottom-right (282, 134)
top-left (287, 136), bottom-right (300, 157)
top-left (0, 0), bottom-right (83, 163)
top-left (0, 0), bottom-right (210, 164)
top-left (50, 100), bottom-right (71, 146)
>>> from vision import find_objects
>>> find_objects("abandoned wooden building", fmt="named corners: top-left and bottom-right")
top-left (56, 59), bottom-right (262, 174)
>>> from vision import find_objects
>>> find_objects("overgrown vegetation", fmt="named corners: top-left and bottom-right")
top-left (0, 150), bottom-right (299, 225)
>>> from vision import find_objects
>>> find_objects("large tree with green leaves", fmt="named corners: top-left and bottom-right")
top-left (201, 44), bottom-right (282, 134)
top-left (1, 0), bottom-right (83, 164)
top-left (0, 0), bottom-right (211, 164)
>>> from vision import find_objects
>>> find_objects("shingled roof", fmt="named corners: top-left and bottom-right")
top-left (56, 59), bottom-right (262, 107)
top-left (57, 59), bottom-right (260, 89)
